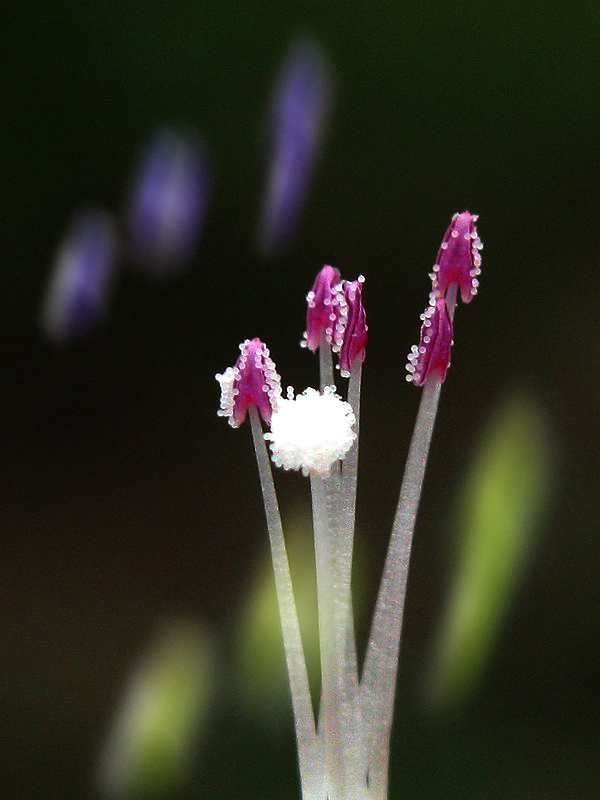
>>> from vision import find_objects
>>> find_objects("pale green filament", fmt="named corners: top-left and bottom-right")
top-left (361, 285), bottom-right (457, 798)
top-left (249, 407), bottom-right (322, 799)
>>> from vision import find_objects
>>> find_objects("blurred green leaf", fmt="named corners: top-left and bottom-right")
top-left (235, 519), bottom-right (321, 724)
top-left (427, 391), bottom-right (552, 710)
top-left (96, 619), bottom-right (215, 799)
top-left (235, 517), bottom-right (367, 725)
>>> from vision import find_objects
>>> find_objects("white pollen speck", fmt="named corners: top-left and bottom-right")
top-left (265, 387), bottom-right (356, 476)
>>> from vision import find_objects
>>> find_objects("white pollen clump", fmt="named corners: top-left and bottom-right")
top-left (265, 387), bottom-right (356, 476)
top-left (215, 366), bottom-right (238, 423)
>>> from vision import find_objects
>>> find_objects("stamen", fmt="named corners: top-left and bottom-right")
top-left (215, 338), bottom-right (281, 427)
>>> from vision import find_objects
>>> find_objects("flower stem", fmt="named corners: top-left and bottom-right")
top-left (249, 407), bottom-right (322, 799)
top-left (340, 359), bottom-right (362, 579)
top-left (337, 360), bottom-right (365, 793)
top-left (361, 285), bottom-right (457, 799)
top-left (361, 378), bottom-right (442, 798)
top-left (312, 469), bottom-right (347, 799)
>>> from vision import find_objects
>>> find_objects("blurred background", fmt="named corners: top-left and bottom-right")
top-left (1, 2), bottom-right (599, 798)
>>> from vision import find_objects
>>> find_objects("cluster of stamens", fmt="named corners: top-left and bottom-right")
top-left (216, 263), bottom-right (369, 475)
top-left (215, 217), bottom-right (484, 800)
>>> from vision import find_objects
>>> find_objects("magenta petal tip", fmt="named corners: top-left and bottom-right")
top-left (406, 297), bottom-right (454, 387)
top-left (302, 264), bottom-right (343, 351)
top-left (216, 338), bottom-right (282, 428)
top-left (432, 211), bottom-right (482, 303)
top-left (338, 276), bottom-right (368, 377)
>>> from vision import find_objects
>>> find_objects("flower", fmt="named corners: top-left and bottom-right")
top-left (431, 211), bottom-right (482, 303)
top-left (41, 210), bottom-right (118, 343)
top-left (216, 338), bottom-right (282, 427)
top-left (338, 276), bottom-right (368, 377)
top-left (405, 297), bottom-right (454, 386)
top-left (265, 386), bottom-right (356, 476)
top-left (258, 37), bottom-right (332, 255)
top-left (127, 128), bottom-right (211, 274)
top-left (302, 264), bottom-right (344, 351)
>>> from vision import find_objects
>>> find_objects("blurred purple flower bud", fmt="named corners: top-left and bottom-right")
top-left (405, 297), bottom-right (454, 386)
top-left (41, 210), bottom-right (118, 343)
top-left (216, 338), bottom-right (282, 428)
top-left (258, 37), bottom-right (332, 255)
top-left (302, 264), bottom-right (342, 352)
top-left (431, 211), bottom-right (482, 303)
top-left (127, 128), bottom-right (210, 274)
top-left (338, 276), bottom-right (368, 378)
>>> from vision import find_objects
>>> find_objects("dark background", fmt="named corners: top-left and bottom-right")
top-left (1, 2), bottom-right (599, 798)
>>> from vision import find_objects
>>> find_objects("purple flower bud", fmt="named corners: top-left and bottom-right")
top-left (258, 37), bottom-right (332, 255)
top-left (338, 276), bottom-right (368, 378)
top-left (216, 338), bottom-right (282, 428)
top-left (431, 211), bottom-right (482, 303)
top-left (41, 210), bottom-right (118, 343)
top-left (127, 128), bottom-right (210, 274)
top-left (302, 264), bottom-right (343, 352)
top-left (405, 297), bottom-right (454, 386)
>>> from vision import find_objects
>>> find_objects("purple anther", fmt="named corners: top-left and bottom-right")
top-left (431, 211), bottom-right (482, 303)
top-left (216, 338), bottom-right (282, 428)
top-left (127, 128), bottom-right (211, 274)
top-left (406, 297), bottom-right (454, 386)
top-left (338, 277), bottom-right (368, 378)
top-left (258, 37), bottom-right (332, 255)
top-left (41, 210), bottom-right (118, 343)
top-left (302, 264), bottom-right (342, 352)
